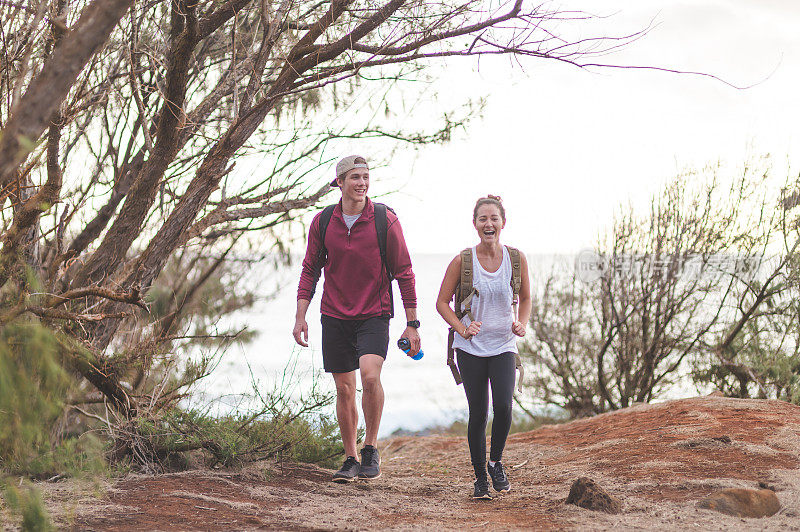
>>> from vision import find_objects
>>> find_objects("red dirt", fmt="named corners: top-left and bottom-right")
top-left (31, 395), bottom-right (800, 530)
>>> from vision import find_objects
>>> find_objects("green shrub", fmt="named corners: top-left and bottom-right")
top-left (22, 434), bottom-right (106, 480)
top-left (1, 479), bottom-right (53, 532)
top-left (0, 480), bottom-right (53, 532)
top-left (0, 322), bottom-right (70, 473)
top-left (118, 389), bottom-right (342, 470)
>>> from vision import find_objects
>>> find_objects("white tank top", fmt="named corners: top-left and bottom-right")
top-left (452, 246), bottom-right (518, 357)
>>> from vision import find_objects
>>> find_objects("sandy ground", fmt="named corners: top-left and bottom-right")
top-left (14, 395), bottom-right (800, 530)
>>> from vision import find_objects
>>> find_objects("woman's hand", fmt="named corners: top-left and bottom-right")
top-left (512, 320), bottom-right (526, 337)
top-left (460, 321), bottom-right (481, 339)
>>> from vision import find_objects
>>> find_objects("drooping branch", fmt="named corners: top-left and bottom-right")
top-left (48, 285), bottom-right (145, 309)
top-left (183, 183), bottom-right (330, 243)
top-left (0, 285), bottom-right (144, 325)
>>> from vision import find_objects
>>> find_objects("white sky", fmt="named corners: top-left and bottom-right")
top-left (314, 0), bottom-right (800, 256)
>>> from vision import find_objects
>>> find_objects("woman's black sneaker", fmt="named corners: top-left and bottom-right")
top-left (332, 456), bottom-right (360, 483)
top-left (358, 445), bottom-right (381, 479)
top-left (472, 477), bottom-right (493, 500)
top-left (487, 461), bottom-right (510, 492)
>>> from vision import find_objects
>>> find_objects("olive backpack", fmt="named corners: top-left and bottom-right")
top-left (447, 246), bottom-right (525, 392)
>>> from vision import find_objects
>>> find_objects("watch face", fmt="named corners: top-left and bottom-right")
top-left (407, 320), bottom-right (420, 328)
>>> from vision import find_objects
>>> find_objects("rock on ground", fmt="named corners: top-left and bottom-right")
top-left (698, 488), bottom-right (781, 518)
top-left (565, 477), bottom-right (622, 514)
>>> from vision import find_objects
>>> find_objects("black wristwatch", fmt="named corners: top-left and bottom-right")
top-left (406, 320), bottom-right (421, 329)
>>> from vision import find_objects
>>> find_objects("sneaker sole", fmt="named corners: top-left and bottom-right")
top-left (472, 494), bottom-right (493, 500)
top-left (332, 476), bottom-right (358, 483)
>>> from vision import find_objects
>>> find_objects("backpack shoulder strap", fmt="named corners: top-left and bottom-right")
top-left (506, 245), bottom-right (522, 304)
top-left (373, 202), bottom-right (393, 280)
top-left (456, 248), bottom-right (477, 321)
top-left (316, 204), bottom-right (336, 263)
top-left (447, 247), bottom-right (474, 386)
top-left (460, 247), bottom-right (473, 295)
top-left (504, 245), bottom-right (526, 393)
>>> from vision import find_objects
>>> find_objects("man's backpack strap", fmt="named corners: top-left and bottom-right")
top-left (316, 204), bottom-right (337, 264)
top-left (373, 202), bottom-right (395, 317)
top-left (308, 205), bottom-right (337, 300)
top-left (373, 202), bottom-right (393, 280)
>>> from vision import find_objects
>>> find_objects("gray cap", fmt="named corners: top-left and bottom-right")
top-left (331, 155), bottom-right (369, 186)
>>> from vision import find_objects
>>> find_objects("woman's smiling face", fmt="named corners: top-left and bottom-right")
top-left (474, 203), bottom-right (505, 243)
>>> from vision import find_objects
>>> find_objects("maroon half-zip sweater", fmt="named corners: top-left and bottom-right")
top-left (297, 197), bottom-right (416, 319)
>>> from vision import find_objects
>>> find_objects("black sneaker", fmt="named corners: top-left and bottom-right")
top-left (358, 445), bottom-right (381, 479)
top-left (332, 456), bottom-right (360, 483)
top-left (472, 477), bottom-right (492, 500)
top-left (487, 461), bottom-right (510, 492)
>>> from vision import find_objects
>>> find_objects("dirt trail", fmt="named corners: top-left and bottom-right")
top-left (32, 396), bottom-right (800, 530)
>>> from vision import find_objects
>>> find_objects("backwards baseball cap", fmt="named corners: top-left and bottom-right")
top-left (331, 155), bottom-right (369, 186)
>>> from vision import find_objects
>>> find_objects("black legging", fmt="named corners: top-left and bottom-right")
top-left (456, 349), bottom-right (515, 479)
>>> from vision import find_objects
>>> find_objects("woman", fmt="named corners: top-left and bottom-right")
top-left (436, 195), bottom-right (531, 499)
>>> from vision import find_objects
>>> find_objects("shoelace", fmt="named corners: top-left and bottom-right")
top-left (343, 456), bottom-right (358, 469)
top-left (361, 448), bottom-right (375, 465)
top-left (491, 463), bottom-right (506, 480)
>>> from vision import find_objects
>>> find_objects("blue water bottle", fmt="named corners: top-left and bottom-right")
top-left (397, 338), bottom-right (423, 360)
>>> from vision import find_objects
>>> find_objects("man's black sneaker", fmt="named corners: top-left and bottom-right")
top-left (487, 461), bottom-right (510, 492)
top-left (358, 445), bottom-right (381, 479)
top-left (472, 477), bottom-right (493, 500)
top-left (332, 456), bottom-right (360, 483)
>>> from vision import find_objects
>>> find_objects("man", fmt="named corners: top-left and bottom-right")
top-left (293, 155), bottom-right (421, 482)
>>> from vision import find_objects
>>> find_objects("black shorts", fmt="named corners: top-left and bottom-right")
top-left (320, 315), bottom-right (390, 373)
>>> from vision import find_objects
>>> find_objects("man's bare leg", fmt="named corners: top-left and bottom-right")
top-left (359, 354), bottom-right (384, 447)
top-left (332, 371), bottom-right (358, 458)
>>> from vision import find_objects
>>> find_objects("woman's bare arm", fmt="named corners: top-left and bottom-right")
top-left (436, 254), bottom-right (480, 339)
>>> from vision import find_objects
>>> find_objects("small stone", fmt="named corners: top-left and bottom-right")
top-left (698, 488), bottom-right (780, 518)
top-left (565, 477), bottom-right (622, 514)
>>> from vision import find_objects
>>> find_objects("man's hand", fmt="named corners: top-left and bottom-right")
top-left (460, 321), bottom-right (481, 340)
top-left (293, 318), bottom-right (309, 347)
top-left (512, 320), bottom-right (526, 337)
top-left (402, 326), bottom-right (421, 357)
